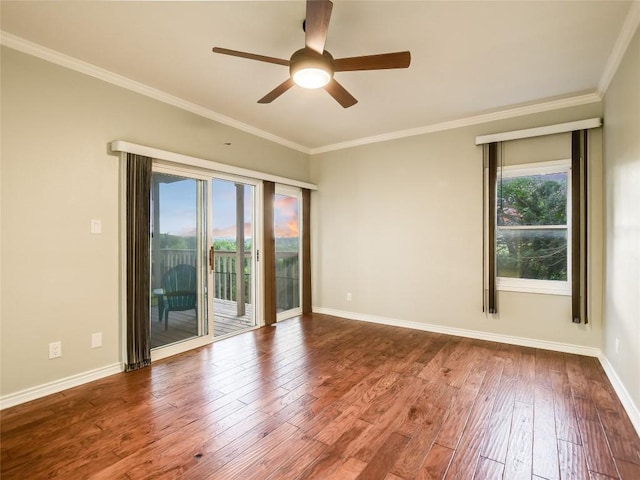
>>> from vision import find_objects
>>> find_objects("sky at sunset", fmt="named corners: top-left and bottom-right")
top-left (156, 176), bottom-right (299, 239)
top-left (274, 194), bottom-right (299, 238)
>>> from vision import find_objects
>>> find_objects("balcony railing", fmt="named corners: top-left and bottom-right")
top-left (212, 250), bottom-right (252, 304)
top-left (155, 249), bottom-right (300, 311)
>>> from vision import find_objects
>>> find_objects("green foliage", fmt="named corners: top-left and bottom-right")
top-left (497, 173), bottom-right (568, 281)
top-left (215, 239), bottom-right (252, 251)
top-left (497, 230), bottom-right (567, 281)
top-left (214, 238), bottom-right (238, 251)
top-left (159, 236), bottom-right (295, 253)
top-left (498, 174), bottom-right (567, 226)
top-left (159, 234), bottom-right (196, 249)
top-left (275, 237), bottom-right (299, 252)
top-left (161, 237), bottom-right (253, 252)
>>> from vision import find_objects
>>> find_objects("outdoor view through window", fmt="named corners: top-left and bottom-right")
top-left (496, 167), bottom-right (569, 283)
top-left (149, 173), bottom-right (303, 349)
top-left (274, 193), bottom-right (301, 314)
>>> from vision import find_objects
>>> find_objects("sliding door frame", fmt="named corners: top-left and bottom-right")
top-left (140, 162), bottom-right (265, 363)
top-left (115, 142), bottom-right (313, 365)
top-left (275, 185), bottom-right (303, 321)
top-left (210, 171), bottom-right (264, 335)
top-left (149, 163), bottom-right (214, 362)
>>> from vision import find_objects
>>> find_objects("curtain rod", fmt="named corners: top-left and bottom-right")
top-left (109, 140), bottom-right (318, 191)
top-left (475, 118), bottom-right (602, 145)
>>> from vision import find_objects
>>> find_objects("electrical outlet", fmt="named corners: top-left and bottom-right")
top-left (49, 341), bottom-right (62, 359)
top-left (91, 332), bottom-right (102, 348)
top-left (347, 292), bottom-right (352, 301)
top-left (615, 338), bottom-right (620, 354)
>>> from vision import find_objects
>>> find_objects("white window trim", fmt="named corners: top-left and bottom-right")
top-left (497, 278), bottom-right (571, 296)
top-left (499, 159), bottom-right (570, 177)
top-left (496, 159), bottom-right (571, 296)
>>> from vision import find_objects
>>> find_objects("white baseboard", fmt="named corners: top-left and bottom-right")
top-left (0, 363), bottom-right (123, 410)
top-left (312, 307), bottom-right (601, 357)
top-left (598, 354), bottom-right (640, 436)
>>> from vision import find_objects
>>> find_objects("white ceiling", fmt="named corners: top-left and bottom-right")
top-left (0, 1), bottom-right (636, 153)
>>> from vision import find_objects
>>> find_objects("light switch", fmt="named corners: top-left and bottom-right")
top-left (91, 332), bottom-right (102, 348)
top-left (91, 219), bottom-right (102, 234)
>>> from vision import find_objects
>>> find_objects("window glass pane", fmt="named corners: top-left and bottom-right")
top-left (212, 179), bottom-right (256, 337)
top-left (497, 172), bottom-right (567, 226)
top-left (497, 229), bottom-right (568, 281)
top-left (150, 173), bottom-right (206, 349)
top-left (274, 193), bottom-right (300, 313)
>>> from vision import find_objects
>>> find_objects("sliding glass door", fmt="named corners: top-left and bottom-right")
top-left (275, 185), bottom-right (302, 320)
top-left (148, 165), bottom-right (262, 357)
top-left (211, 177), bottom-right (258, 337)
top-left (149, 169), bottom-right (209, 351)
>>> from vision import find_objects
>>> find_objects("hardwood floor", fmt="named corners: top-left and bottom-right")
top-left (1, 314), bottom-right (639, 479)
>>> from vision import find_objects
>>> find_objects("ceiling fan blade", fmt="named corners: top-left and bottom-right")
top-left (258, 78), bottom-right (296, 104)
top-left (212, 47), bottom-right (289, 66)
top-left (324, 78), bottom-right (358, 108)
top-left (333, 51), bottom-right (411, 72)
top-left (305, 0), bottom-right (333, 54)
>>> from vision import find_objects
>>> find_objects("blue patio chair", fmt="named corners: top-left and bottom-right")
top-left (157, 264), bottom-right (197, 330)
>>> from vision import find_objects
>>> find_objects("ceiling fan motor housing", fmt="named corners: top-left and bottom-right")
top-left (289, 48), bottom-right (335, 88)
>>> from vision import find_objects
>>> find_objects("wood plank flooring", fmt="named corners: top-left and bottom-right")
top-left (2, 314), bottom-right (639, 479)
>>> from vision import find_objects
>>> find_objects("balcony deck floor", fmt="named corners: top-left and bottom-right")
top-left (150, 299), bottom-right (254, 348)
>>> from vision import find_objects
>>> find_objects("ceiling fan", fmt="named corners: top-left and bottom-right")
top-left (212, 0), bottom-right (411, 108)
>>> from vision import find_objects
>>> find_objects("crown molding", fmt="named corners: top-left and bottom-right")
top-left (309, 92), bottom-right (602, 155)
top-left (0, 31), bottom-right (311, 155)
top-left (0, 29), bottom-right (612, 156)
top-left (598, 0), bottom-right (640, 94)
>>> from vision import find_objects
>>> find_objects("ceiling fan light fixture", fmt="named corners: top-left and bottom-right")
top-left (292, 67), bottom-right (331, 89)
top-left (289, 48), bottom-right (334, 89)
top-left (212, 0), bottom-right (410, 107)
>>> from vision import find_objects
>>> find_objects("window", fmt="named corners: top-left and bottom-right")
top-left (496, 160), bottom-right (571, 295)
top-left (274, 185), bottom-right (303, 320)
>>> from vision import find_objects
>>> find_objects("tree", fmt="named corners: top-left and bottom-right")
top-left (497, 173), bottom-right (568, 281)
top-left (159, 233), bottom-right (196, 249)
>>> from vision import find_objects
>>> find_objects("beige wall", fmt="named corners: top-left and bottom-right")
top-left (0, 47), bottom-right (309, 396)
top-left (603, 27), bottom-right (640, 410)
top-left (310, 102), bottom-right (603, 349)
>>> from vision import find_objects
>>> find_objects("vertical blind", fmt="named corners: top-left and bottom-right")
top-left (125, 153), bottom-right (152, 371)
top-left (302, 189), bottom-right (312, 314)
top-left (263, 181), bottom-right (277, 326)
top-left (571, 130), bottom-right (589, 324)
top-left (487, 142), bottom-right (498, 314)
